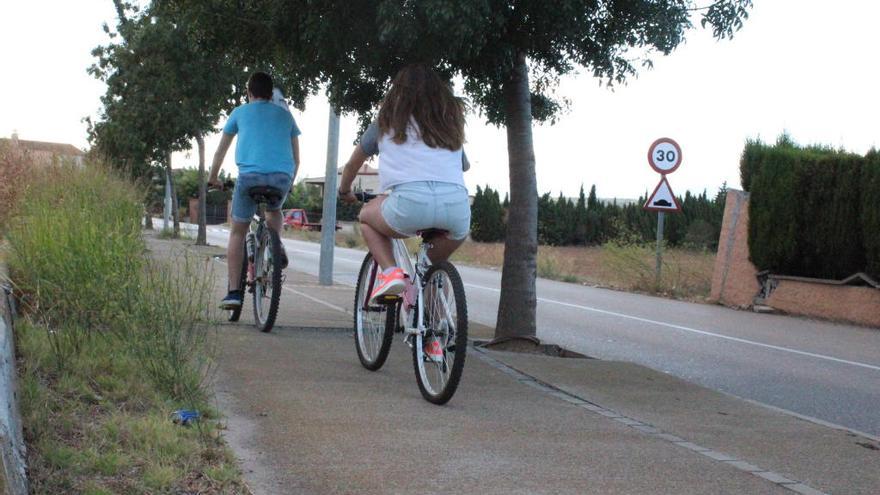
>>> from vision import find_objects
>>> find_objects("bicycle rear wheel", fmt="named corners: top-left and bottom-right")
top-left (228, 238), bottom-right (248, 322)
top-left (253, 227), bottom-right (283, 332)
top-left (413, 261), bottom-right (468, 405)
top-left (353, 253), bottom-right (396, 371)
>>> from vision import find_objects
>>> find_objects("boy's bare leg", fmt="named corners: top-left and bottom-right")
top-left (265, 209), bottom-right (283, 233)
top-left (228, 221), bottom-right (249, 290)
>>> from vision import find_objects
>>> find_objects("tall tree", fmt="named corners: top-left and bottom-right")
top-left (89, 1), bottom-right (242, 241)
top-left (158, 0), bottom-right (751, 340)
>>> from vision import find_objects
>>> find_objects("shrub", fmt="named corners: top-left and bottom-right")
top-left (744, 136), bottom-right (876, 280)
top-left (863, 150), bottom-right (880, 279)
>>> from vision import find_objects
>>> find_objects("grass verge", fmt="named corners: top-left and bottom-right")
top-left (4, 164), bottom-right (247, 493)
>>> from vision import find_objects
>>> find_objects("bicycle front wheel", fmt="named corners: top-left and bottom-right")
top-left (353, 253), bottom-right (396, 371)
top-left (413, 261), bottom-right (468, 405)
top-left (253, 227), bottom-right (283, 332)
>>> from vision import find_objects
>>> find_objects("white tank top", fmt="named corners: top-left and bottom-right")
top-left (359, 121), bottom-right (466, 191)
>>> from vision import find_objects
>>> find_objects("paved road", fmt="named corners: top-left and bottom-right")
top-left (191, 223), bottom-right (880, 437)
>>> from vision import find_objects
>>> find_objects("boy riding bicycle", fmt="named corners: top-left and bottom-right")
top-left (339, 64), bottom-right (472, 360)
top-left (209, 72), bottom-right (301, 310)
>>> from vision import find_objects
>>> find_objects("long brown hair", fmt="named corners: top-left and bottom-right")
top-left (377, 64), bottom-right (465, 150)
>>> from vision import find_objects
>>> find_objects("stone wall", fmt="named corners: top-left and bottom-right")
top-left (710, 189), bottom-right (880, 328)
top-left (710, 190), bottom-right (760, 308)
top-left (766, 279), bottom-right (880, 328)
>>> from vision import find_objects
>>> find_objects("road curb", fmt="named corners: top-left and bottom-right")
top-left (0, 282), bottom-right (27, 495)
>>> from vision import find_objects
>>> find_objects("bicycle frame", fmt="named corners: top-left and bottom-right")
top-left (390, 238), bottom-right (432, 341)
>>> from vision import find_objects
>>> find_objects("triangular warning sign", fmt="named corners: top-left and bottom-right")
top-left (643, 176), bottom-right (682, 213)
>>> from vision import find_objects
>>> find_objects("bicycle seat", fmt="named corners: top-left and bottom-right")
top-left (248, 186), bottom-right (284, 205)
top-left (418, 229), bottom-right (449, 241)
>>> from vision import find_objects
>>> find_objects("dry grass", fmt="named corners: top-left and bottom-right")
top-left (284, 226), bottom-right (716, 301)
top-left (453, 241), bottom-right (716, 301)
top-left (0, 143), bottom-right (34, 231)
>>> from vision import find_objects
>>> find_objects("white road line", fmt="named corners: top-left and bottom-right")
top-left (281, 285), bottom-right (349, 314)
top-left (215, 258), bottom-right (349, 314)
top-left (464, 282), bottom-right (880, 372)
top-left (212, 236), bottom-right (880, 373)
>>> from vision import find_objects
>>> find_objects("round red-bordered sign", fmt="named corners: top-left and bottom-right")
top-left (647, 138), bottom-right (682, 174)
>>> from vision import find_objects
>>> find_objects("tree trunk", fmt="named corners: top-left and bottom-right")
top-left (196, 133), bottom-right (207, 245)
top-left (494, 51), bottom-right (538, 341)
top-left (166, 151), bottom-right (180, 238)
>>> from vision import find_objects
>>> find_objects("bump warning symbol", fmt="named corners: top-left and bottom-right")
top-left (643, 176), bottom-right (681, 213)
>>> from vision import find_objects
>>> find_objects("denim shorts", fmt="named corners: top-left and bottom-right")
top-left (381, 181), bottom-right (471, 240)
top-left (231, 172), bottom-right (292, 223)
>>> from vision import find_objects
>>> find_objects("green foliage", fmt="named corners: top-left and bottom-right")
top-left (18, 324), bottom-right (244, 493)
top-left (471, 185), bottom-right (506, 242)
top-left (158, 0), bottom-right (752, 127)
top-left (87, 2), bottom-right (243, 176)
top-left (9, 165), bottom-right (246, 493)
top-left (863, 150), bottom-right (880, 278)
top-left (521, 183), bottom-right (723, 249)
top-left (745, 137), bottom-right (877, 279)
top-left (6, 165), bottom-right (208, 397)
top-left (6, 165), bottom-right (144, 345)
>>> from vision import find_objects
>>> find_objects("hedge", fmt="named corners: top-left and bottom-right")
top-left (742, 136), bottom-right (878, 280)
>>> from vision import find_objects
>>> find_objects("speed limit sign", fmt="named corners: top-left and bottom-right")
top-left (648, 138), bottom-right (682, 174)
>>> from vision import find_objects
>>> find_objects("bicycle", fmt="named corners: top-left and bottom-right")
top-left (222, 183), bottom-right (286, 333)
top-left (352, 192), bottom-right (468, 405)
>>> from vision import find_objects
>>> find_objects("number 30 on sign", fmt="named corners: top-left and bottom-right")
top-left (648, 138), bottom-right (682, 174)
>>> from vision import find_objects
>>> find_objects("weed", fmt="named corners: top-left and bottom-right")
top-left (537, 256), bottom-right (562, 279)
top-left (0, 142), bottom-right (34, 231)
top-left (8, 165), bottom-right (247, 493)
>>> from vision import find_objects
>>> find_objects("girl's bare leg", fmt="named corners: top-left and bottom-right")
top-left (358, 197), bottom-right (406, 270)
top-left (427, 236), bottom-right (465, 263)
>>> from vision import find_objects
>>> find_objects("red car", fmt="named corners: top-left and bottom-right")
top-left (282, 209), bottom-right (340, 231)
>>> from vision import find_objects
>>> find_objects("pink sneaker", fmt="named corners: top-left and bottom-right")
top-left (424, 339), bottom-right (444, 363)
top-left (369, 267), bottom-right (406, 304)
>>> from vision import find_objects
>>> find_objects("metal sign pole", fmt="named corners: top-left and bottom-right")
top-left (655, 211), bottom-right (665, 287)
top-left (319, 107), bottom-right (340, 286)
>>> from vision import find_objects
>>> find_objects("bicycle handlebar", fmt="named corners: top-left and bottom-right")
top-left (354, 192), bottom-right (378, 203)
top-left (207, 179), bottom-right (235, 193)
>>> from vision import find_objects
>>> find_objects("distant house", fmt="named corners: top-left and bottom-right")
top-left (304, 163), bottom-right (381, 196)
top-left (0, 132), bottom-right (85, 168)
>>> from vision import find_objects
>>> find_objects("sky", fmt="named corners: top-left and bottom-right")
top-left (2, 1), bottom-right (879, 200)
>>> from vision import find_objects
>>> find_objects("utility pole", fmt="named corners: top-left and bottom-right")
top-left (319, 107), bottom-right (340, 286)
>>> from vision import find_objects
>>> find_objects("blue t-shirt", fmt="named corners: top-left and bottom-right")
top-left (223, 101), bottom-right (301, 176)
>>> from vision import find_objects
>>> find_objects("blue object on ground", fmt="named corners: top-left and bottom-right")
top-left (171, 409), bottom-right (200, 426)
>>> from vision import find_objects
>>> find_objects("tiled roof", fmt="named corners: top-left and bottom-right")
top-left (0, 138), bottom-right (84, 156)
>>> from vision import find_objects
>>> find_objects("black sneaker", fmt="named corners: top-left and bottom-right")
top-left (279, 250), bottom-right (289, 269)
top-left (220, 290), bottom-right (243, 310)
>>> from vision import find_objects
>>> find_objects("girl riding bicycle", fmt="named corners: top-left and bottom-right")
top-left (339, 64), bottom-right (471, 306)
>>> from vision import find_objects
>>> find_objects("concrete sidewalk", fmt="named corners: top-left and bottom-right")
top-left (149, 235), bottom-right (879, 494)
